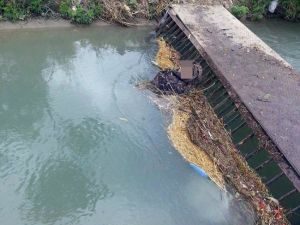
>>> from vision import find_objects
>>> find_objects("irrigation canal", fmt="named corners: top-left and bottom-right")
top-left (0, 26), bottom-right (255, 225)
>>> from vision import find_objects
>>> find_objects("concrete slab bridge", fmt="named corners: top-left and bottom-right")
top-left (156, 4), bottom-right (300, 224)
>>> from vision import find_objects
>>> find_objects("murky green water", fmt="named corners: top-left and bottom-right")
top-left (0, 27), bottom-right (254, 225)
top-left (245, 20), bottom-right (300, 72)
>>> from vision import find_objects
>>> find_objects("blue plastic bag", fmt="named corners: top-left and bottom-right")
top-left (189, 163), bottom-right (209, 179)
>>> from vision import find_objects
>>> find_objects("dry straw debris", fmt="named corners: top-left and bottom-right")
top-left (154, 39), bottom-right (224, 188)
top-left (168, 107), bottom-right (225, 188)
top-left (101, 0), bottom-right (174, 26)
top-left (155, 38), bottom-right (180, 70)
top-left (185, 91), bottom-right (287, 225)
top-left (153, 39), bottom-right (289, 225)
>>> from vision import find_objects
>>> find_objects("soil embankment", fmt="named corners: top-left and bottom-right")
top-left (0, 18), bottom-right (154, 31)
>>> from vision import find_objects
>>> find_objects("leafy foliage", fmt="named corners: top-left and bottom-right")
top-left (71, 6), bottom-right (94, 24)
top-left (281, 0), bottom-right (300, 20)
top-left (59, 0), bottom-right (72, 19)
top-left (0, 0), bottom-right (4, 8)
top-left (0, 0), bottom-right (298, 23)
top-left (58, 0), bottom-right (104, 24)
top-left (89, 2), bottom-right (104, 19)
top-left (3, 1), bottom-right (25, 21)
top-left (29, 0), bottom-right (44, 15)
top-left (233, 0), bottom-right (300, 20)
top-left (127, 0), bottom-right (138, 9)
top-left (231, 5), bottom-right (249, 18)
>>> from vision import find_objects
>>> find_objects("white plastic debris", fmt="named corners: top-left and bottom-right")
top-left (268, 0), bottom-right (279, 13)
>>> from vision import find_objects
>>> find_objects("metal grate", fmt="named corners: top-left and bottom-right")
top-left (156, 11), bottom-right (300, 224)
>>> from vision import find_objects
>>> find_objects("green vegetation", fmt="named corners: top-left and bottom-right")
top-left (58, 0), bottom-right (103, 24)
top-left (0, 0), bottom-right (299, 24)
top-left (281, 0), bottom-right (300, 20)
top-left (59, 0), bottom-right (72, 19)
top-left (126, 0), bottom-right (138, 9)
top-left (231, 5), bottom-right (249, 19)
top-left (71, 6), bottom-right (94, 24)
top-left (0, 0), bottom-right (104, 24)
top-left (2, 1), bottom-right (25, 21)
top-left (29, 0), bottom-right (44, 15)
top-left (232, 0), bottom-right (300, 21)
top-left (0, 0), bottom-right (165, 25)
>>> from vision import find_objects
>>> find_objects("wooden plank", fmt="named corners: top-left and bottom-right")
top-left (170, 4), bottom-right (300, 177)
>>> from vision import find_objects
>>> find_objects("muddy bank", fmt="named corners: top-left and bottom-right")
top-left (0, 18), bottom-right (75, 30)
top-left (0, 18), bottom-right (155, 31)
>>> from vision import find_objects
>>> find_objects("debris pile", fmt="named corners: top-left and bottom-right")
top-left (149, 38), bottom-right (289, 225)
top-left (168, 105), bottom-right (225, 188)
top-left (151, 39), bottom-right (200, 94)
top-left (185, 91), bottom-right (288, 225)
top-left (151, 70), bottom-right (191, 94)
top-left (155, 38), bottom-right (179, 70)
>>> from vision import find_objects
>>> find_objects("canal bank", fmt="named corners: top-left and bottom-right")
top-left (0, 18), bottom-right (155, 31)
top-left (0, 0), bottom-right (298, 26)
top-left (0, 0), bottom-right (233, 25)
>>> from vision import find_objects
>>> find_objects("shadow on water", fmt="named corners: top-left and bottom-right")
top-left (0, 26), bottom-right (256, 225)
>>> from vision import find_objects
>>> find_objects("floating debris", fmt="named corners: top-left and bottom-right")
top-left (189, 163), bottom-right (209, 178)
top-left (185, 90), bottom-right (288, 225)
top-left (151, 70), bottom-right (189, 94)
top-left (149, 37), bottom-right (289, 225)
top-left (168, 106), bottom-right (225, 188)
top-left (151, 39), bottom-right (201, 95)
top-left (151, 38), bottom-right (224, 188)
top-left (119, 117), bottom-right (128, 122)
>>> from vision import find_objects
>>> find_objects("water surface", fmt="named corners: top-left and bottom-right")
top-left (245, 19), bottom-right (300, 71)
top-left (0, 26), bottom-right (253, 225)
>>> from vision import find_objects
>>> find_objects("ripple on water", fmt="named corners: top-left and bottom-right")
top-left (21, 160), bottom-right (111, 225)
top-left (0, 26), bottom-right (256, 225)
top-left (58, 117), bottom-right (115, 156)
top-left (245, 20), bottom-right (300, 72)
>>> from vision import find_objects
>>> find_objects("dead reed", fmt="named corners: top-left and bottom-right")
top-left (153, 39), bottom-right (289, 225)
